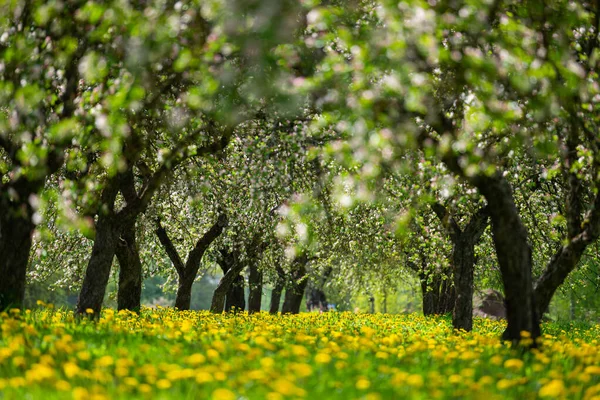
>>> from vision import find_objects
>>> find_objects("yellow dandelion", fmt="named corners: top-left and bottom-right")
top-left (63, 362), bottom-right (80, 378)
top-left (290, 362), bottom-right (313, 378)
top-left (356, 378), bottom-right (371, 390)
top-left (314, 353), bottom-right (331, 364)
top-left (504, 358), bottom-right (524, 370)
top-left (539, 379), bottom-right (565, 398)
top-left (406, 374), bottom-right (424, 388)
top-left (156, 379), bottom-right (171, 389)
top-left (55, 380), bottom-right (71, 391)
top-left (196, 371), bottom-right (213, 384)
top-left (139, 384), bottom-right (152, 393)
top-left (186, 353), bottom-right (206, 365)
top-left (212, 388), bottom-right (236, 400)
top-left (73, 387), bottom-right (89, 400)
top-left (585, 366), bottom-right (600, 375)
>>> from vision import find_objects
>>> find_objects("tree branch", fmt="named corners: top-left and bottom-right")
top-left (464, 205), bottom-right (490, 241)
top-left (431, 202), bottom-right (461, 241)
top-left (120, 124), bottom-right (234, 223)
top-left (185, 213), bottom-right (228, 271)
top-left (155, 219), bottom-right (185, 277)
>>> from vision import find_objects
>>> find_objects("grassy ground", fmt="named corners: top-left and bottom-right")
top-left (0, 306), bottom-right (599, 399)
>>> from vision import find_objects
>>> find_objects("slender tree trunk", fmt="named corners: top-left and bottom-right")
top-left (474, 175), bottom-right (540, 343)
top-left (368, 295), bottom-right (376, 314)
top-left (156, 213), bottom-right (227, 311)
top-left (432, 203), bottom-right (488, 331)
top-left (76, 216), bottom-right (119, 315)
top-left (269, 266), bottom-right (286, 314)
top-left (247, 263), bottom-right (263, 313)
top-left (214, 250), bottom-right (245, 313)
top-left (281, 259), bottom-right (308, 314)
top-left (211, 258), bottom-right (245, 313)
top-left (225, 274), bottom-right (245, 312)
top-left (175, 273), bottom-right (195, 310)
top-left (306, 283), bottom-right (327, 311)
top-left (116, 223), bottom-right (142, 312)
top-left (420, 268), bottom-right (455, 315)
top-left (0, 206), bottom-right (34, 310)
top-left (452, 237), bottom-right (476, 331)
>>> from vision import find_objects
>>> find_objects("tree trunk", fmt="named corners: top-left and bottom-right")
top-left (211, 256), bottom-right (245, 313)
top-left (281, 259), bottom-right (308, 314)
top-left (76, 216), bottom-right (119, 315)
top-left (225, 274), bottom-right (245, 312)
top-left (420, 268), bottom-right (455, 315)
top-left (474, 175), bottom-right (540, 343)
top-left (269, 266), bottom-right (286, 314)
top-left (306, 283), bottom-right (327, 312)
top-left (452, 237), bottom-right (476, 331)
top-left (247, 263), bottom-right (263, 313)
top-left (432, 203), bottom-right (489, 331)
top-left (175, 273), bottom-right (195, 310)
top-left (0, 206), bottom-right (34, 310)
top-left (116, 223), bottom-right (142, 312)
top-left (155, 213), bottom-right (227, 311)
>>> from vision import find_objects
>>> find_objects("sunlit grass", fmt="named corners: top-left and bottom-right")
top-left (0, 305), bottom-right (599, 399)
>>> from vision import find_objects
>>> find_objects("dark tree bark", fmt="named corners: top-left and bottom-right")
top-left (247, 263), bottom-right (263, 313)
top-left (407, 254), bottom-right (454, 316)
top-left (306, 266), bottom-right (331, 312)
top-left (116, 223), bottom-right (142, 312)
top-left (213, 247), bottom-right (245, 312)
top-left (115, 173), bottom-right (143, 312)
top-left (472, 174), bottom-right (540, 342)
top-left (76, 215), bottom-right (119, 315)
top-left (0, 205), bottom-right (35, 310)
top-left (211, 248), bottom-right (245, 313)
top-left (281, 255), bottom-right (309, 314)
top-left (419, 267), bottom-right (455, 315)
top-left (76, 179), bottom-right (121, 316)
top-left (432, 203), bottom-right (489, 331)
top-left (246, 235), bottom-right (268, 313)
top-left (306, 284), bottom-right (328, 312)
top-left (156, 213), bottom-right (227, 311)
top-left (269, 265), bottom-right (286, 314)
top-left (225, 274), bottom-right (246, 312)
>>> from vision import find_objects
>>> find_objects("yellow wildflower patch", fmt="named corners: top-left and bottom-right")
top-left (0, 308), bottom-right (598, 399)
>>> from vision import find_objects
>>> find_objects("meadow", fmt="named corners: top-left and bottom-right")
top-left (0, 306), bottom-right (599, 399)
